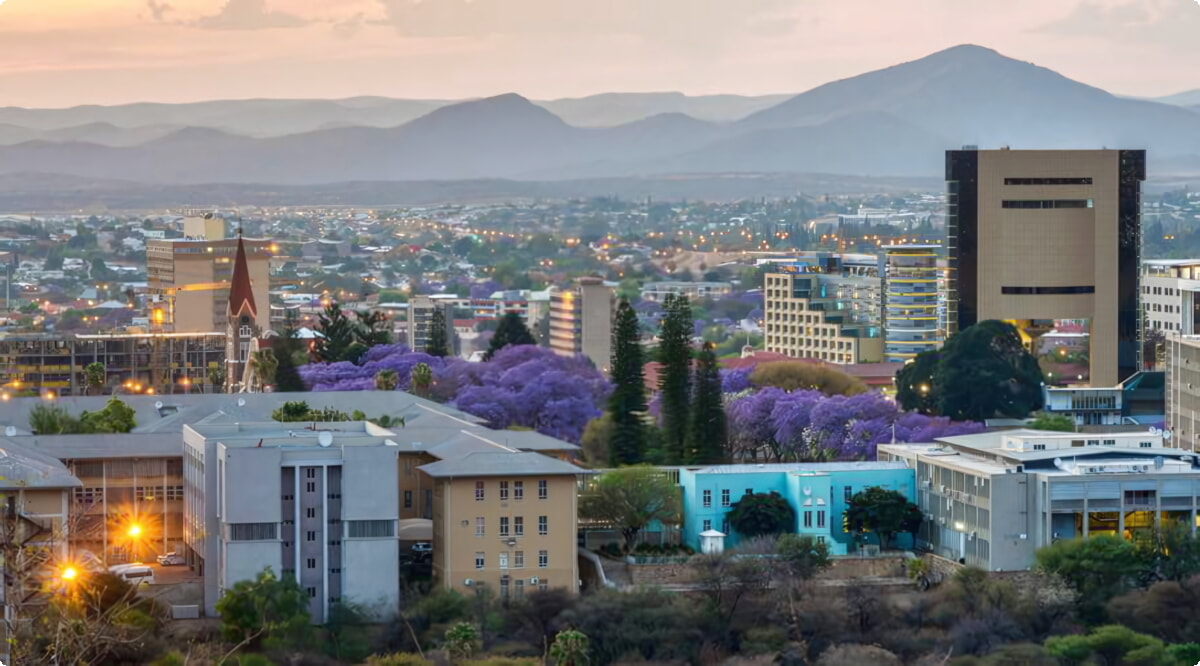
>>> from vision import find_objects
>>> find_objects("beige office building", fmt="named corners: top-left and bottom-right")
top-left (946, 149), bottom-right (1146, 387)
top-left (549, 278), bottom-right (614, 373)
top-left (182, 216), bottom-right (226, 241)
top-left (422, 452), bottom-right (586, 599)
top-left (147, 238), bottom-right (272, 334)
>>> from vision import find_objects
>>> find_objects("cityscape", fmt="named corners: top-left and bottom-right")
top-left (1, 2), bottom-right (1200, 665)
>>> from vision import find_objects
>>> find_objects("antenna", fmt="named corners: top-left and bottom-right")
top-left (318, 431), bottom-right (333, 448)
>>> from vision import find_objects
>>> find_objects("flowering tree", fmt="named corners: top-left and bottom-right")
top-left (727, 388), bottom-right (983, 462)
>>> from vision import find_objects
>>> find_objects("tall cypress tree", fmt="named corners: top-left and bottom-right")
top-left (427, 308), bottom-right (450, 358)
top-left (485, 312), bottom-right (536, 360)
top-left (687, 341), bottom-right (728, 464)
top-left (608, 298), bottom-right (647, 466)
top-left (658, 293), bottom-right (693, 464)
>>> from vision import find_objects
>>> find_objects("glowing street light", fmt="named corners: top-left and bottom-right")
top-left (127, 524), bottom-right (142, 538)
top-left (61, 566), bottom-right (78, 581)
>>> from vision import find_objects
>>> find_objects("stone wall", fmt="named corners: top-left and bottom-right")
top-left (919, 553), bottom-right (963, 584)
top-left (816, 556), bottom-right (909, 580)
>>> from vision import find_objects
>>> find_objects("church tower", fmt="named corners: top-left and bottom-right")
top-left (225, 231), bottom-right (258, 392)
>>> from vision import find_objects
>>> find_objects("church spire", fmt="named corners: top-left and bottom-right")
top-left (228, 231), bottom-right (257, 319)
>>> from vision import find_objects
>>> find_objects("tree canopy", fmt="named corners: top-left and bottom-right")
top-left (726, 491), bottom-right (795, 538)
top-left (843, 487), bottom-right (921, 550)
top-left (579, 466), bottom-right (681, 552)
top-left (215, 567), bottom-right (312, 653)
top-left (485, 312), bottom-right (536, 361)
top-left (608, 298), bottom-right (648, 466)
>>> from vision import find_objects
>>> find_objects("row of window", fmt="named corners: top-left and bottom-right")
top-left (1145, 285), bottom-right (1180, 296)
top-left (475, 480), bottom-right (550, 501)
top-left (74, 485), bottom-right (184, 503)
top-left (228, 519), bottom-right (394, 541)
top-left (1000, 199), bottom-right (1093, 209)
top-left (500, 577), bottom-right (549, 598)
top-left (475, 515), bottom-right (549, 537)
top-left (475, 549), bottom-right (550, 569)
top-left (1000, 286), bottom-right (1096, 295)
top-left (702, 487), bottom-right (857, 510)
top-left (1003, 177), bottom-right (1093, 186)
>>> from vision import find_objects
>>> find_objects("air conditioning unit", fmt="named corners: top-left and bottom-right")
top-left (463, 579), bottom-right (474, 587)
top-left (529, 576), bottom-right (539, 585)
top-left (940, 485), bottom-right (948, 493)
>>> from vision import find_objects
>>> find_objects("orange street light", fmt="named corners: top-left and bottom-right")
top-left (127, 524), bottom-right (142, 538)
top-left (61, 566), bottom-right (78, 581)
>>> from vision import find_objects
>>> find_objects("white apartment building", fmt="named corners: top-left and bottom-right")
top-left (1143, 260), bottom-right (1200, 336)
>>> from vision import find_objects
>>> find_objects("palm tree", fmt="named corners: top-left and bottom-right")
top-left (84, 362), bottom-right (106, 396)
top-left (549, 629), bottom-right (590, 666)
top-left (410, 362), bottom-right (433, 398)
top-left (207, 365), bottom-right (225, 394)
top-left (374, 369), bottom-right (399, 391)
top-left (248, 348), bottom-right (279, 393)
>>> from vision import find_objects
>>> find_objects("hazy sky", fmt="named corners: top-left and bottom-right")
top-left (0, 0), bottom-right (1197, 107)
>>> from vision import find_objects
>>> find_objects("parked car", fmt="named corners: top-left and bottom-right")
top-left (156, 552), bottom-right (185, 566)
top-left (411, 542), bottom-right (433, 554)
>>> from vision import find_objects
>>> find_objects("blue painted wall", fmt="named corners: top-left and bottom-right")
top-left (679, 464), bottom-right (916, 554)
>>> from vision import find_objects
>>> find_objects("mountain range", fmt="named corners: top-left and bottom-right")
top-left (0, 44), bottom-right (1196, 188)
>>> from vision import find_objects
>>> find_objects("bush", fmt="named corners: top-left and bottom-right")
top-left (600, 542), bottom-right (623, 558)
top-left (365, 655), bottom-right (434, 666)
top-left (740, 627), bottom-right (788, 655)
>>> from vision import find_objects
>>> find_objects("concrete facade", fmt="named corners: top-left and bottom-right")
top-left (946, 149), bottom-right (1146, 387)
top-left (406, 295), bottom-right (457, 355)
top-left (879, 429), bottom-right (1199, 572)
top-left (763, 268), bottom-right (884, 364)
top-left (1143, 260), bottom-right (1200, 337)
top-left (1167, 334), bottom-right (1200, 452)
top-left (549, 278), bottom-right (614, 373)
top-left (679, 463), bottom-right (915, 554)
top-left (147, 238), bottom-right (272, 334)
top-left (883, 244), bottom-right (943, 362)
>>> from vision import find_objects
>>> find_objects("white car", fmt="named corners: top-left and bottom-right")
top-left (411, 542), bottom-right (433, 555)
top-left (156, 552), bottom-right (185, 566)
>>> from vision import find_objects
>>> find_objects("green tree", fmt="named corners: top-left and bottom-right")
top-left (248, 348), bottom-right (278, 392)
top-left (215, 567), bottom-right (312, 655)
top-left (375, 369), bottom-right (400, 391)
top-left (934, 320), bottom-right (1045, 421)
top-left (579, 466), bottom-right (681, 552)
top-left (686, 341), bottom-right (727, 464)
top-left (843, 487), bottom-right (922, 551)
top-left (272, 309), bottom-right (308, 392)
top-left (272, 401), bottom-right (352, 422)
top-left (355, 308), bottom-right (392, 347)
top-left (316, 302), bottom-right (357, 363)
top-left (485, 312), bottom-right (536, 361)
top-left (726, 491), bottom-right (795, 538)
top-left (427, 308), bottom-right (451, 358)
top-left (580, 414), bottom-right (613, 468)
top-left (29, 403), bottom-right (82, 434)
top-left (607, 298), bottom-right (647, 466)
top-left (1029, 412), bottom-right (1076, 432)
top-left (893, 350), bottom-right (939, 413)
top-left (775, 533), bottom-right (832, 580)
top-left (657, 293), bottom-right (693, 464)
top-left (1035, 535), bottom-right (1144, 624)
top-left (84, 361), bottom-right (106, 396)
top-left (1044, 625), bottom-right (1168, 666)
top-left (751, 361), bottom-right (868, 396)
top-left (208, 364), bottom-right (225, 393)
top-left (80, 397), bottom-right (137, 433)
top-left (548, 628), bottom-right (590, 666)
top-left (444, 621), bottom-right (477, 662)
top-left (410, 362), bottom-right (433, 398)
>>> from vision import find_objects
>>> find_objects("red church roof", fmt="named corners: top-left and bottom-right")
top-left (228, 233), bottom-right (257, 318)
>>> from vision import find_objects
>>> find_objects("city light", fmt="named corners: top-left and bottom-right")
top-left (127, 524), bottom-right (142, 538)
top-left (61, 566), bottom-right (78, 581)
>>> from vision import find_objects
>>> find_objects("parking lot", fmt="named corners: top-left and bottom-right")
top-left (146, 561), bottom-right (200, 585)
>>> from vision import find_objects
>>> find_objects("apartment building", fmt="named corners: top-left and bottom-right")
top-left (182, 215), bottom-right (225, 242)
top-left (762, 261), bottom-right (883, 364)
top-left (147, 237), bottom-right (272, 334)
top-left (1142, 259), bottom-right (1200, 336)
top-left (421, 452), bottom-right (586, 600)
top-left (640, 281), bottom-right (733, 303)
top-left (0, 332), bottom-right (226, 396)
top-left (883, 244), bottom-right (944, 362)
top-left (549, 278), bottom-right (614, 372)
top-left (946, 149), bottom-right (1146, 386)
top-left (879, 429), bottom-right (1199, 571)
top-left (184, 422), bottom-right (403, 622)
top-left (1167, 334), bottom-right (1200, 452)
top-left (407, 295), bottom-right (458, 355)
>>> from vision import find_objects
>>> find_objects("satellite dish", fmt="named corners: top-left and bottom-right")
top-left (318, 431), bottom-right (333, 448)
top-left (1164, 431), bottom-right (1173, 440)
top-left (1154, 456), bottom-right (1165, 470)
top-left (4, 426), bottom-right (15, 437)
top-left (154, 401), bottom-right (163, 410)
top-left (1149, 427), bottom-right (1162, 436)
top-left (1053, 457), bottom-right (1064, 469)
top-left (237, 398), bottom-right (246, 407)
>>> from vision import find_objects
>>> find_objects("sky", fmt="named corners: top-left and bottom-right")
top-left (0, 0), bottom-right (1197, 107)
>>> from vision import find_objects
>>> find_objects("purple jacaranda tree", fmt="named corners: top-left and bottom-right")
top-left (470, 280), bottom-right (503, 300)
top-left (720, 366), bottom-right (754, 394)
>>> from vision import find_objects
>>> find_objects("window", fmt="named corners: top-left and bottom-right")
top-left (702, 490), bottom-right (712, 508)
top-left (499, 481), bottom-right (509, 501)
top-left (514, 481), bottom-right (524, 500)
top-left (500, 576), bottom-right (510, 599)
top-left (228, 522), bottom-right (278, 541)
top-left (307, 531), bottom-right (317, 542)
top-left (817, 536), bottom-right (826, 544)
top-left (538, 480), bottom-right (548, 499)
top-left (1004, 177), bottom-right (1093, 185)
top-left (703, 519), bottom-right (712, 531)
top-left (346, 519), bottom-right (394, 538)
top-left (499, 552), bottom-right (509, 569)
top-left (538, 515), bottom-right (547, 535)
top-left (1140, 442), bottom-right (1153, 448)
top-left (475, 552), bottom-right (485, 569)
top-left (515, 551), bottom-right (525, 568)
top-left (404, 490), bottom-right (413, 508)
top-left (745, 488), bottom-right (753, 497)
top-left (539, 579), bottom-right (549, 592)
top-left (515, 579), bottom-right (524, 598)
top-left (166, 485), bottom-right (184, 501)
top-left (476, 517), bottom-right (485, 537)
top-left (1001, 199), bottom-right (1091, 209)
top-left (1033, 444), bottom-right (1047, 451)
top-left (817, 511), bottom-right (826, 528)
top-left (306, 482), bottom-right (316, 493)
top-left (538, 550), bottom-right (548, 568)
top-left (500, 517), bottom-right (510, 537)
top-left (844, 487), bottom-right (853, 502)
top-left (307, 558), bottom-right (316, 569)
top-left (721, 489), bottom-right (731, 507)
top-left (307, 587), bottom-right (317, 599)
top-left (803, 511), bottom-right (813, 528)
top-left (515, 516), bottom-right (524, 536)
top-left (1001, 286), bottom-right (1096, 295)
top-left (307, 507), bottom-right (316, 518)
top-left (475, 481), bottom-right (485, 501)
top-left (306, 468), bottom-right (316, 479)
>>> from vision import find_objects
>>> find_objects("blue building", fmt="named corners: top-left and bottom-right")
top-left (679, 462), bottom-right (916, 554)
